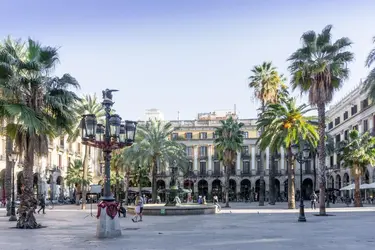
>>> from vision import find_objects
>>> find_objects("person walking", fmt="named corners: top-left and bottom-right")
top-left (38, 194), bottom-right (46, 214)
top-left (310, 192), bottom-right (317, 210)
top-left (132, 194), bottom-right (143, 223)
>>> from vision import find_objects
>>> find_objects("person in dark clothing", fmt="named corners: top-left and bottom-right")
top-left (38, 195), bottom-right (46, 214)
top-left (118, 201), bottom-right (126, 217)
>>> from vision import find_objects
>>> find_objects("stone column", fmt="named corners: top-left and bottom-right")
top-left (207, 145), bottom-right (212, 175)
top-left (193, 146), bottom-right (198, 174)
top-left (280, 147), bottom-right (285, 170)
top-left (236, 151), bottom-right (241, 175)
top-left (251, 147), bottom-right (255, 170)
top-left (333, 136), bottom-right (337, 166)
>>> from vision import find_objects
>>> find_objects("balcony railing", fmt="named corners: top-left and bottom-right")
top-left (241, 171), bottom-right (251, 177)
top-left (211, 171), bottom-right (224, 177)
top-left (156, 172), bottom-right (168, 177)
top-left (198, 172), bottom-right (208, 177)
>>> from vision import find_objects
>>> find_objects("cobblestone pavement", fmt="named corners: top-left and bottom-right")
top-left (0, 205), bottom-right (374, 250)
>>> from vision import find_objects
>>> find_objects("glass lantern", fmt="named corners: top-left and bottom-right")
top-left (95, 124), bottom-right (104, 142)
top-left (109, 114), bottom-right (121, 138)
top-left (83, 114), bottom-right (97, 138)
top-left (291, 144), bottom-right (299, 156)
top-left (125, 120), bottom-right (137, 143)
top-left (119, 124), bottom-right (126, 143)
top-left (303, 144), bottom-right (310, 158)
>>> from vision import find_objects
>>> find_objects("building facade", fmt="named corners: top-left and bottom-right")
top-left (0, 134), bottom-right (102, 201)
top-left (325, 81), bottom-right (375, 191)
top-left (153, 110), bottom-right (315, 201)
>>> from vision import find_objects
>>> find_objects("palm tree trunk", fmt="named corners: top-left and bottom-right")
top-left (124, 173), bottom-right (129, 205)
top-left (313, 152), bottom-right (317, 192)
top-left (269, 153), bottom-right (276, 205)
top-left (75, 185), bottom-right (81, 205)
top-left (317, 103), bottom-right (327, 215)
top-left (5, 135), bottom-right (13, 216)
top-left (225, 165), bottom-right (230, 208)
top-left (287, 147), bottom-right (295, 209)
top-left (152, 158), bottom-right (158, 203)
top-left (81, 145), bottom-right (89, 210)
top-left (354, 167), bottom-right (361, 207)
top-left (16, 136), bottom-right (39, 229)
top-left (259, 101), bottom-right (266, 206)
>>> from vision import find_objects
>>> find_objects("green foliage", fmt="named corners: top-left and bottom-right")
top-left (214, 116), bottom-right (244, 167)
top-left (68, 94), bottom-right (105, 142)
top-left (257, 98), bottom-right (319, 152)
top-left (0, 37), bottom-right (80, 155)
top-left (338, 130), bottom-right (375, 174)
top-left (248, 61), bottom-right (288, 105)
top-left (66, 159), bottom-right (92, 187)
top-left (288, 25), bottom-right (354, 106)
top-left (363, 36), bottom-right (375, 101)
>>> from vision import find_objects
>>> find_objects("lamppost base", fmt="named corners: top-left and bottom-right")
top-left (9, 215), bottom-right (17, 221)
top-left (96, 207), bottom-right (122, 238)
top-left (298, 216), bottom-right (307, 222)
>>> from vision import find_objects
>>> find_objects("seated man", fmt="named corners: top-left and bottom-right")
top-left (118, 202), bottom-right (126, 218)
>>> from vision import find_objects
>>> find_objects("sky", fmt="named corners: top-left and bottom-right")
top-left (1, 0), bottom-right (374, 121)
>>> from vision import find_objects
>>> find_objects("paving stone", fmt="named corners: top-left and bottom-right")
top-left (0, 204), bottom-right (374, 250)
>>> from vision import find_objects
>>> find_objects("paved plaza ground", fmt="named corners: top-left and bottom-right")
top-left (0, 203), bottom-right (374, 250)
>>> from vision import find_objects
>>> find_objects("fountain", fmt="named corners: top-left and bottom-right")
top-left (127, 161), bottom-right (216, 216)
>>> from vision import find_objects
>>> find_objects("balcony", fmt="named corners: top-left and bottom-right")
top-left (198, 171), bottom-right (208, 177)
top-left (241, 171), bottom-right (251, 177)
top-left (211, 171), bottom-right (224, 177)
top-left (199, 154), bottom-right (208, 160)
top-left (304, 169), bottom-right (313, 175)
top-left (156, 172), bottom-right (168, 177)
top-left (241, 152), bottom-right (250, 159)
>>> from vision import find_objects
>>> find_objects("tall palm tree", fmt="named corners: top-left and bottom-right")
top-left (214, 116), bottom-right (244, 208)
top-left (288, 25), bottom-right (354, 215)
top-left (110, 150), bottom-right (125, 201)
top-left (66, 159), bottom-right (92, 204)
top-left (338, 130), bottom-right (375, 207)
top-left (0, 37), bottom-right (24, 216)
top-left (363, 36), bottom-right (375, 99)
top-left (257, 98), bottom-right (318, 209)
top-left (68, 94), bottom-right (105, 209)
top-left (0, 38), bottom-right (79, 228)
top-left (249, 61), bottom-right (286, 206)
top-left (136, 119), bottom-right (187, 202)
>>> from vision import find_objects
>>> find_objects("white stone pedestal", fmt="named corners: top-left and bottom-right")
top-left (96, 207), bottom-right (122, 238)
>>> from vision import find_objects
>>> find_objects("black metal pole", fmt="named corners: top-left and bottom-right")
top-left (9, 160), bottom-right (16, 221)
top-left (298, 159), bottom-right (306, 222)
top-left (102, 103), bottom-right (114, 201)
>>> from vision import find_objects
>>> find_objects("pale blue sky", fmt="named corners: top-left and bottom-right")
top-left (1, 0), bottom-right (374, 120)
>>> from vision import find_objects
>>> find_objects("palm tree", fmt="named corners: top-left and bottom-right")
top-left (136, 119), bottom-right (187, 202)
top-left (338, 130), bottom-right (375, 207)
top-left (214, 116), bottom-right (244, 208)
top-left (0, 38), bottom-right (80, 228)
top-left (110, 150), bottom-right (125, 201)
top-left (68, 94), bottom-right (105, 209)
top-left (249, 61), bottom-right (286, 206)
top-left (363, 36), bottom-right (375, 99)
top-left (66, 159), bottom-right (92, 204)
top-left (288, 25), bottom-right (354, 215)
top-left (257, 97), bottom-right (318, 209)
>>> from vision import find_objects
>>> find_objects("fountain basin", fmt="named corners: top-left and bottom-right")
top-left (126, 204), bottom-right (216, 216)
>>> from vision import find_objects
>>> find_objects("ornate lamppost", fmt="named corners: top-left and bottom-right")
top-left (81, 89), bottom-right (137, 238)
top-left (9, 152), bottom-right (18, 221)
top-left (291, 143), bottom-right (310, 222)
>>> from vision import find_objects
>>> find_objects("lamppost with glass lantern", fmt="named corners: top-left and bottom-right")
top-left (80, 89), bottom-right (137, 238)
top-left (291, 143), bottom-right (310, 222)
top-left (9, 153), bottom-right (18, 221)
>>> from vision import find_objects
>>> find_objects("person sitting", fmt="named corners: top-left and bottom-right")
top-left (118, 201), bottom-right (126, 218)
